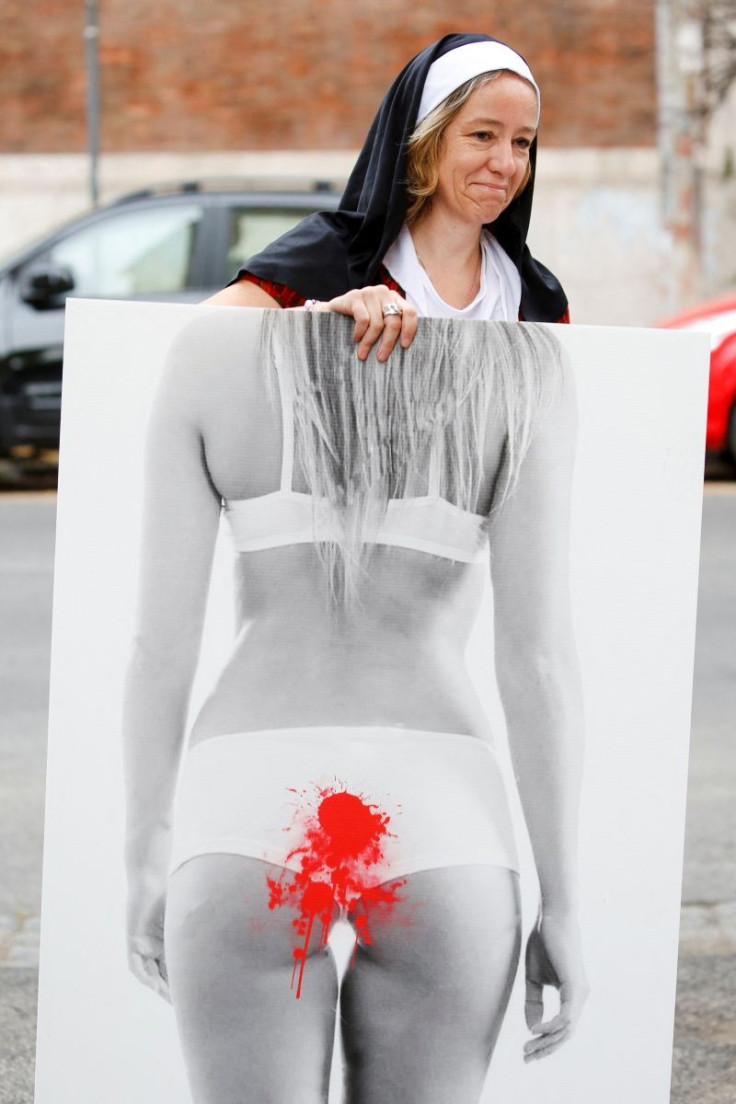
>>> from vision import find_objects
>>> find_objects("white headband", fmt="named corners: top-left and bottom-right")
top-left (417, 41), bottom-right (540, 125)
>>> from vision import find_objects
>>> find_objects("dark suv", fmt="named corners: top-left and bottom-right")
top-left (0, 180), bottom-right (340, 457)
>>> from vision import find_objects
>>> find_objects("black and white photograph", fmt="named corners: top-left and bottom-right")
top-left (33, 295), bottom-right (707, 1104)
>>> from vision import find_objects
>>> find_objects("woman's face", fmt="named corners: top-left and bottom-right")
top-left (433, 73), bottom-right (538, 229)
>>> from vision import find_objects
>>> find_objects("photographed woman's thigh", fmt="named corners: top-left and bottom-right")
top-left (341, 865), bottom-right (521, 1104)
top-left (165, 854), bottom-right (339, 1104)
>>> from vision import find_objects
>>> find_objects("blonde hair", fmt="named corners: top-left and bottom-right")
top-left (260, 311), bottom-right (563, 604)
top-left (405, 70), bottom-right (534, 227)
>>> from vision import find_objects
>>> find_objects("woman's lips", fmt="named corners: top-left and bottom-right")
top-left (472, 182), bottom-right (508, 194)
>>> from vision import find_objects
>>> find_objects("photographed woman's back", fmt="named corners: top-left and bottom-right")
top-left (156, 308), bottom-right (554, 743)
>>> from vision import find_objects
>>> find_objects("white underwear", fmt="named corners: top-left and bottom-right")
top-left (169, 726), bottom-right (518, 881)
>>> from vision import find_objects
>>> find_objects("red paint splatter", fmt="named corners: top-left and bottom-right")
top-left (267, 784), bottom-right (405, 998)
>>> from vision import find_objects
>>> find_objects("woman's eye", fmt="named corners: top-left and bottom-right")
top-left (473, 131), bottom-right (492, 141)
top-left (515, 138), bottom-right (531, 150)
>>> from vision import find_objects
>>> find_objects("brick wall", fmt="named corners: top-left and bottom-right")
top-left (2, 0), bottom-right (656, 153)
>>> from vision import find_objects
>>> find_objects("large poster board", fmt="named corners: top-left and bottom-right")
top-left (35, 301), bottom-right (708, 1103)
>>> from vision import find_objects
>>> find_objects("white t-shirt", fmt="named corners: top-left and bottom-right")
top-left (382, 224), bottom-right (521, 321)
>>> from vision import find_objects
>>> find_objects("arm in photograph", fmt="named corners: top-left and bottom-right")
top-left (489, 363), bottom-right (589, 1056)
top-left (122, 334), bottom-right (221, 997)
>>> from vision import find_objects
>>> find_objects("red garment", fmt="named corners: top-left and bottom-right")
top-left (239, 271), bottom-right (571, 324)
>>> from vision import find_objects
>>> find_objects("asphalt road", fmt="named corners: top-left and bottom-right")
top-left (0, 493), bottom-right (53, 1103)
top-left (0, 485), bottom-right (734, 1103)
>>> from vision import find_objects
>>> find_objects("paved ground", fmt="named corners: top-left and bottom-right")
top-left (0, 491), bottom-right (51, 1104)
top-left (0, 482), bottom-right (734, 1102)
top-left (0, 972), bottom-right (37, 1104)
top-left (669, 482), bottom-right (736, 1104)
top-left (672, 956), bottom-right (736, 1103)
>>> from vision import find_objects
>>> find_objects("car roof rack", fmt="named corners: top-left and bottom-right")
top-left (112, 177), bottom-right (340, 205)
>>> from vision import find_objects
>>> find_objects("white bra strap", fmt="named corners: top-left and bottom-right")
top-left (428, 438), bottom-right (442, 497)
top-left (275, 358), bottom-right (295, 492)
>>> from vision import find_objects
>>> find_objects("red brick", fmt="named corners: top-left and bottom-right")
top-left (0, 0), bottom-right (656, 153)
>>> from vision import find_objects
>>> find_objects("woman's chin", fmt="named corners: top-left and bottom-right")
top-left (467, 202), bottom-right (507, 227)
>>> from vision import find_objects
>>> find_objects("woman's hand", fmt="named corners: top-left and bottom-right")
top-left (523, 912), bottom-right (589, 1061)
top-left (318, 286), bottom-right (418, 362)
top-left (126, 871), bottom-right (170, 1002)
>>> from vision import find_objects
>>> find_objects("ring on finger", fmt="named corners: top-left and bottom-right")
top-left (381, 302), bottom-right (403, 318)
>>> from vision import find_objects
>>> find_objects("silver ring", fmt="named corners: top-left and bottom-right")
top-left (382, 302), bottom-right (403, 317)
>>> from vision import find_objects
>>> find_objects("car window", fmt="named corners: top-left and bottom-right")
top-left (224, 207), bottom-right (318, 282)
top-left (46, 203), bottom-right (204, 296)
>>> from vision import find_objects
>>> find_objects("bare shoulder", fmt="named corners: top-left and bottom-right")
top-left (153, 307), bottom-right (266, 430)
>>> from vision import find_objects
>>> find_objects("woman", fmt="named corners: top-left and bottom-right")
top-left (208, 32), bottom-right (570, 345)
top-left (124, 33), bottom-right (587, 1104)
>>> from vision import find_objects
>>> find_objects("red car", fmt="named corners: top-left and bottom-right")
top-left (659, 293), bottom-right (736, 463)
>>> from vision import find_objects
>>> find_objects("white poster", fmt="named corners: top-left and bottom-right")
top-left (35, 300), bottom-right (708, 1103)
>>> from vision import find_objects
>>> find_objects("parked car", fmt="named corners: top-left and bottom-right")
top-left (658, 293), bottom-right (736, 464)
top-left (0, 180), bottom-right (340, 457)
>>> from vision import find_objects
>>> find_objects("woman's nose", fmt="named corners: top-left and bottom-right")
top-left (488, 142), bottom-right (516, 178)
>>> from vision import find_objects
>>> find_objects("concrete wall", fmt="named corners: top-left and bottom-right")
top-left (531, 148), bottom-right (678, 324)
top-left (703, 86), bottom-right (736, 301)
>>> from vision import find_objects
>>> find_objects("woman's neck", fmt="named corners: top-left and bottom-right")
top-left (409, 212), bottom-right (484, 309)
